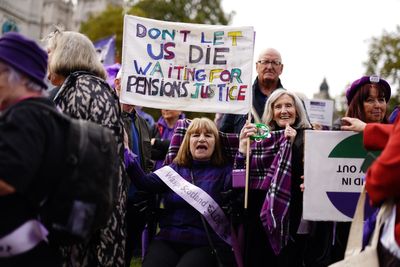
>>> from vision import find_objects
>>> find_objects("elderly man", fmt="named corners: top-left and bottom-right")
top-left (219, 48), bottom-right (284, 133)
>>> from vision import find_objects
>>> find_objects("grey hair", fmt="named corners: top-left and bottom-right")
top-left (46, 27), bottom-right (106, 80)
top-left (261, 89), bottom-right (311, 130)
top-left (0, 62), bottom-right (45, 93)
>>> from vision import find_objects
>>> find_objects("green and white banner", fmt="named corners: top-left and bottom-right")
top-left (303, 130), bottom-right (379, 221)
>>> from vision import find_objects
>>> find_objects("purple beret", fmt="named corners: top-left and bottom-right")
top-left (0, 32), bottom-right (48, 89)
top-left (346, 75), bottom-right (391, 104)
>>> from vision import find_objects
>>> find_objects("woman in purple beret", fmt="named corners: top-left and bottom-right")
top-left (322, 75), bottom-right (392, 265)
top-left (345, 75), bottom-right (390, 124)
top-left (333, 75), bottom-right (391, 130)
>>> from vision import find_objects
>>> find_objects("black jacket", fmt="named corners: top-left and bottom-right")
top-left (122, 111), bottom-right (153, 173)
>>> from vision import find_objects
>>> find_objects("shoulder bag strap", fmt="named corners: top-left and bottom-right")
top-left (345, 185), bottom-right (367, 256)
top-left (345, 184), bottom-right (392, 257)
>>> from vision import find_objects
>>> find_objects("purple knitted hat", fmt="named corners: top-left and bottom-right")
top-left (0, 32), bottom-right (48, 89)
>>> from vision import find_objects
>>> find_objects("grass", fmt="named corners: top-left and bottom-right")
top-left (130, 257), bottom-right (142, 267)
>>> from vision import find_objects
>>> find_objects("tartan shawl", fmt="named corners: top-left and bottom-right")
top-left (164, 119), bottom-right (293, 254)
top-left (235, 131), bottom-right (292, 254)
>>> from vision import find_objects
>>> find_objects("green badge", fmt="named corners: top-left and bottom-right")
top-left (249, 123), bottom-right (271, 142)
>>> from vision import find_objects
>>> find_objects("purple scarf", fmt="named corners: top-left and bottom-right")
top-left (259, 137), bottom-right (292, 255)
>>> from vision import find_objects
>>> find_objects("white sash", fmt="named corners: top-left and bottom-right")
top-left (154, 166), bottom-right (232, 245)
top-left (0, 220), bottom-right (48, 257)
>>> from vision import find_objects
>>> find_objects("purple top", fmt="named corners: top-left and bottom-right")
top-left (152, 114), bottom-right (185, 170)
top-left (157, 116), bottom-right (178, 140)
top-left (126, 155), bottom-right (232, 246)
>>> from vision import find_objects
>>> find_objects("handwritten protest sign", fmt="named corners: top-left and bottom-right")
top-left (303, 130), bottom-right (379, 221)
top-left (120, 15), bottom-right (255, 114)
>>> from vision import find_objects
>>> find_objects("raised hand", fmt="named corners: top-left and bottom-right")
top-left (284, 123), bottom-right (297, 143)
top-left (238, 122), bottom-right (257, 154)
top-left (340, 117), bottom-right (366, 132)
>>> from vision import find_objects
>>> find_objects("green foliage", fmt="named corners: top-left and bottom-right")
top-left (388, 97), bottom-right (399, 115)
top-left (364, 25), bottom-right (400, 105)
top-left (130, 257), bottom-right (142, 267)
top-left (132, 0), bottom-right (233, 25)
top-left (79, 0), bottom-right (233, 61)
top-left (80, 5), bottom-right (124, 61)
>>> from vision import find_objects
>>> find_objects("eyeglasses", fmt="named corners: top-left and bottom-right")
top-left (257, 60), bottom-right (282, 67)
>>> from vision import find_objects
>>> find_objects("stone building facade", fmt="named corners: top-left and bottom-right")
top-left (0, 0), bottom-right (122, 41)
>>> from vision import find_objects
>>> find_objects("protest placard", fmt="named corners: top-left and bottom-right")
top-left (303, 130), bottom-right (379, 221)
top-left (120, 15), bottom-right (254, 114)
top-left (304, 99), bottom-right (334, 127)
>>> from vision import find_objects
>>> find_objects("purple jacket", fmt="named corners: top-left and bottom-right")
top-left (125, 152), bottom-right (232, 246)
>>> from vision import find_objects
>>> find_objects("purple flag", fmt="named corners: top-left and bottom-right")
top-left (94, 35), bottom-right (116, 66)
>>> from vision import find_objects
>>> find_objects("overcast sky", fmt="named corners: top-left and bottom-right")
top-left (222, 0), bottom-right (400, 99)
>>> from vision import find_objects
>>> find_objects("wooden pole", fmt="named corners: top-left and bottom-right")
top-left (244, 112), bottom-right (252, 209)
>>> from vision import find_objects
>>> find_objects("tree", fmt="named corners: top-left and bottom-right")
top-left (364, 25), bottom-right (400, 104)
top-left (80, 5), bottom-right (125, 61)
top-left (131, 0), bottom-right (232, 25)
top-left (80, 0), bottom-right (233, 62)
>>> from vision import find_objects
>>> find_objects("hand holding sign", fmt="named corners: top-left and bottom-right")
top-left (340, 117), bottom-right (366, 132)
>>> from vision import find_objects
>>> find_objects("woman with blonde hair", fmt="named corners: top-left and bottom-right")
top-left (45, 28), bottom-right (126, 267)
top-left (125, 117), bottom-right (237, 267)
